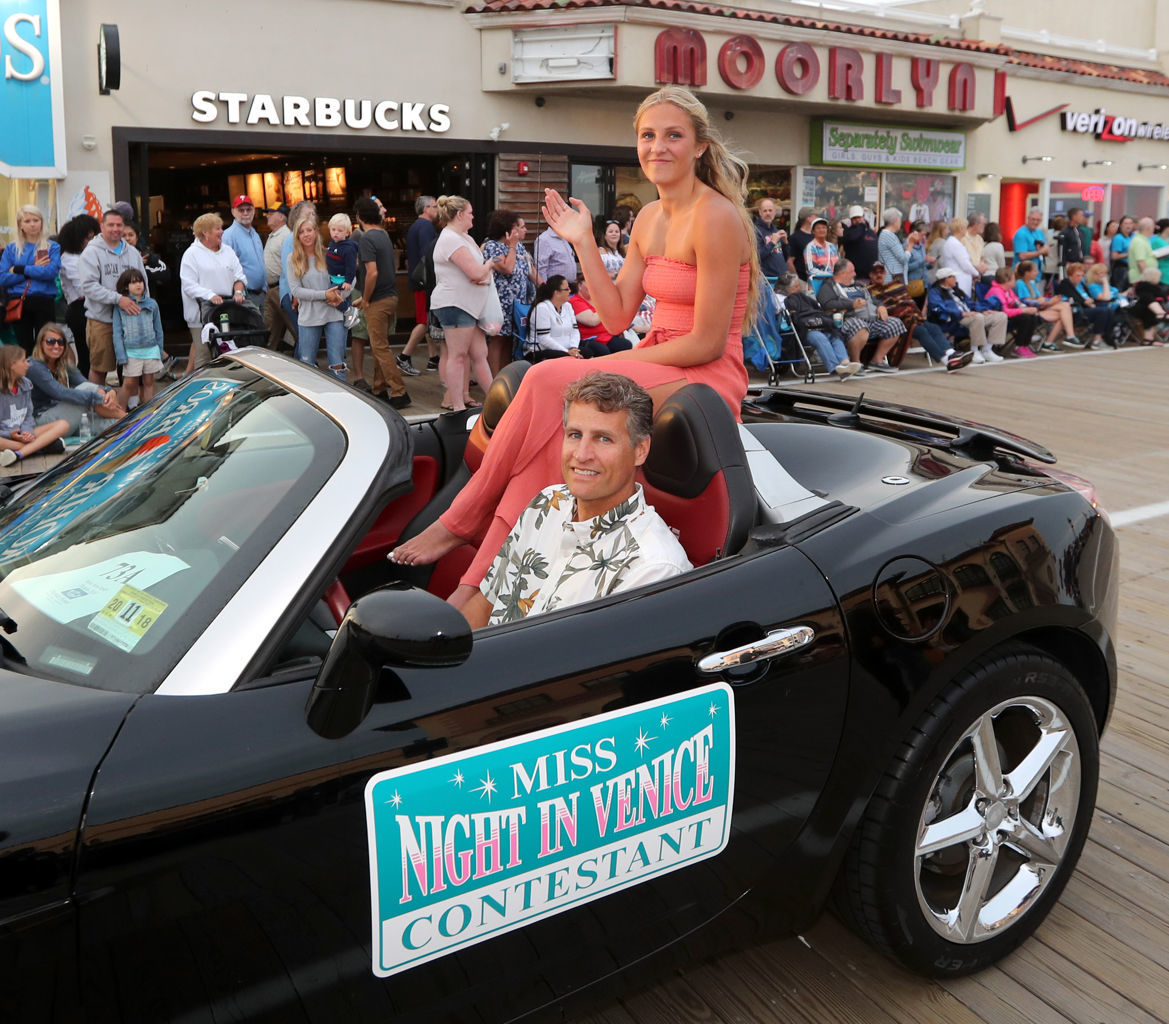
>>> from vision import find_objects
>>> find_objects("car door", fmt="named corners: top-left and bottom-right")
top-left (74, 543), bottom-right (847, 1023)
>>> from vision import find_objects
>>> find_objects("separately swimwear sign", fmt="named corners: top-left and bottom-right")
top-left (813, 119), bottom-right (967, 170)
top-left (365, 683), bottom-right (736, 977)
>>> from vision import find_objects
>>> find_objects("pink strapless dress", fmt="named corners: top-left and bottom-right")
top-left (440, 257), bottom-right (751, 589)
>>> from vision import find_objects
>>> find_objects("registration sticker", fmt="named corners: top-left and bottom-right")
top-left (86, 585), bottom-right (167, 652)
top-left (364, 682), bottom-right (736, 977)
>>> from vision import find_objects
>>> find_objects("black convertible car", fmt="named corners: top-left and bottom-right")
top-left (0, 350), bottom-right (1116, 1022)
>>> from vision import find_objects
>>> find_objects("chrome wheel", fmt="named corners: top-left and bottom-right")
top-left (914, 695), bottom-right (1082, 944)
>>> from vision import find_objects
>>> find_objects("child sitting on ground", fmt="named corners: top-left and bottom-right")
top-left (112, 268), bottom-right (165, 409)
top-left (326, 213), bottom-right (360, 328)
top-left (0, 345), bottom-right (70, 467)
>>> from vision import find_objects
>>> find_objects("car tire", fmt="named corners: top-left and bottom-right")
top-left (837, 645), bottom-right (1099, 977)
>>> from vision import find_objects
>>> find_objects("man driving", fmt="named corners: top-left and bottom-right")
top-left (461, 372), bottom-right (692, 628)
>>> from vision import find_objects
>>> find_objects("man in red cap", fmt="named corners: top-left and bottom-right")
top-left (223, 195), bottom-right (266, 302)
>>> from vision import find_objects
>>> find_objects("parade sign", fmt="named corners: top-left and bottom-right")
top-left (1, 0), bottom-right (65, 176)
top-left (813, 119), bottom-right (966, 171)
top-left (365, 683), bottom-right (736, 977)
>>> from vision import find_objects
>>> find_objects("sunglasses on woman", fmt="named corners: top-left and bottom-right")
top-left (43, 337), bottom-right (66, 346)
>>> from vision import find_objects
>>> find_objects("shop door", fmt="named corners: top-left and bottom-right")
top-left (442, 155), bottom-right (495, 241)
top-left (571, 163), bottom-right (614, 224)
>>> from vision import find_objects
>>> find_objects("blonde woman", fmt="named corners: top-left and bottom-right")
top-left (0, 205), bottom-right (60, 353)
top-left (26, 322), bottom-right (124, 434)
top-left (431, 194), bottom-right (495, 412)
top-left (289, 217), bottom-right (347, 380)
top-left (941, 217), bottom-right (980, 295)
top-left (392, 85), bottom-right (758, 613)
top-left (179, 212), bottom-right (247, 375)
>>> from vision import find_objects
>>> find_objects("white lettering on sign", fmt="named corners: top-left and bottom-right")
top-left (190, 91), bottom-right (451, 133)
top-left (1061, 107), bottom-right (1169, 143)
top-left (4, 13), bottom-right (46, 82)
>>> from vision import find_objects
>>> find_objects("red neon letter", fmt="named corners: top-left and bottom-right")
top-left (874, 54), bottom-right (902, 105)
top-left (718, 35), bottom-right (764, 90)
top-left (776, 42), bottom-right (820, 95)
top-left (911, 58), bottom-right (939, 108)
top-left (948, 63), bottom-right (976, 111)
top-left (829, 47), bottom-right (864, 101)
top-left (654, 29), bottom-right (707, 87)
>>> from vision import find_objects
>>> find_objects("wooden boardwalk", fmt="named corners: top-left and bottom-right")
top-left (574, 347), bottom-right (1169, 1024)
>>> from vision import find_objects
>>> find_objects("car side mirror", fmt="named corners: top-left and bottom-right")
top-left (305, 583), bottom-right (472, 739)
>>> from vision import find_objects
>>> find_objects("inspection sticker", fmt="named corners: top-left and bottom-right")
top-left (86, 585), bottom-right (168, 653)
top-left (364, 682), bottom-right (736, 977)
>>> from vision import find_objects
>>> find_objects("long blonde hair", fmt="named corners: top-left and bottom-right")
top-left (17, 205), bottom-right (49, 252)
top-left (290, 218), bottom-right (325, 279)
top-left (32, 323), bottom-right (75, 385)
top-left (634, 86), bottom-right (760, 326)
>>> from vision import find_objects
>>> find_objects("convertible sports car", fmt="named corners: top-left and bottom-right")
top-left (0, 349), bottom-right (1116, 1022)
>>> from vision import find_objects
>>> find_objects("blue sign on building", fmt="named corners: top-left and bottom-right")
top-left (1, 0), bottom-right (65, 177)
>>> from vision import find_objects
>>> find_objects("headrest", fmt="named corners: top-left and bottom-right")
top-left (481, 360), bottom-right (531, 437)
top-left (643, 383), bottom-right (746, 497)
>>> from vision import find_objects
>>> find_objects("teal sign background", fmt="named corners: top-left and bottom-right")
top-left (1, 0), bottom-right (66, 176)
top-left (365, 682), bottom-right (736, 977)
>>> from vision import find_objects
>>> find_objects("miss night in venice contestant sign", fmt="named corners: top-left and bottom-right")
top-left (364, 683), bottom-right (736, 976)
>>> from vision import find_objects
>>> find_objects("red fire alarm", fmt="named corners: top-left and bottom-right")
top-left (517, 161), bottom-right (530, 176)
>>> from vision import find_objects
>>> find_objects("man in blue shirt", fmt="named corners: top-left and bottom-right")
top-left (1012, 207), bottom-right (1051, 276)
top-left (223, 196), bottom-right (266, 300)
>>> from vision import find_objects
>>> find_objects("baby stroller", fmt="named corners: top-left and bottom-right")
top-left (198, 298), bottom-right (268, 362)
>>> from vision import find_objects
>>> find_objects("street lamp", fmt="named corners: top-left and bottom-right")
top-left (1137, 163), bottom-right (1168, 171)
top-left (1082, 160), bottom-right (1113, 168)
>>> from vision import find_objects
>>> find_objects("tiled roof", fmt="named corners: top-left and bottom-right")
top-left (467, 0), bottom-right (1169, 88)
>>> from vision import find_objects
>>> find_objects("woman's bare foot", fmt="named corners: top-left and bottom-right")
top-left (389, 519), bottom-right (466, 566)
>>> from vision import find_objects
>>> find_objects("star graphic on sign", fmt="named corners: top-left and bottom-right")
top-left (659, 712), bottom-right (672, 729)
top-left (634, 727), bottom-right (654, 754)
top-left (450, 770), bottom-right (465, 788)
top-left (389, 790), bottom-right (403, 808)
top-left (474, 771), bottom-right (497, 802)
top-left (708, 702), bottom-right (720, 718)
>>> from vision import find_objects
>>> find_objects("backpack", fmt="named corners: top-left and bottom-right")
top-left (409, 237), bottom-right (438, 292)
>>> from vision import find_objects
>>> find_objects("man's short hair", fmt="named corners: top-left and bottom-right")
top-left (833, 259), bottom-right (853, 277)
top-left (562, 372), bottom-right (653, 447)
top-left (354, 197), bottom-right (381, 226)
top-left (415, 195), bottom-right (436, 216)
top-left (102, 208), bottom-right (125, 224)
top-left (967, 212), bottom-right (986, 227)
top-left (1068, 207), bottom-right (1084, 220)
top-left (882, 208), bottom-right (901, 226)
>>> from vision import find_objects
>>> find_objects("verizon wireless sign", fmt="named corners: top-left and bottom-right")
top-left (1062, 108), bottom-right (1169, 143)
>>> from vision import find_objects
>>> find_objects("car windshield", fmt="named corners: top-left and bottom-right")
top-left (0, 366), bottom-right (345, 692)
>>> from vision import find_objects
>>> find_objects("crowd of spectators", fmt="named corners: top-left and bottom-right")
top-left (745, 197), bottom-right (1169, 380)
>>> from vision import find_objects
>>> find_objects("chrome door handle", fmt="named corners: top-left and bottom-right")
top-left (696, 626), bottom-right (815, 675)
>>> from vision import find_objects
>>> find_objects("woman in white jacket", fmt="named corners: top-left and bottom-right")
top-left (525, 275), bottom-right (583, 361)
top-left (941, 217), bottom-right (981, 296)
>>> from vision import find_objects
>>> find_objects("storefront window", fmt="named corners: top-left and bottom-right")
top-left (799, 169), bottom-right (881, 223)
top-left (1109, 184), bottom-right (1164, 224)
top-left (1048, 181), bottom-right (1106, 234)
top-left (1, 179), bottom-right (58, 247)
top-left (883, 173), bottom-right (955, 227)
top-left (615, 165), bottom-right (654, 217)
top-left (747, 166), bottom-right (791, 218)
